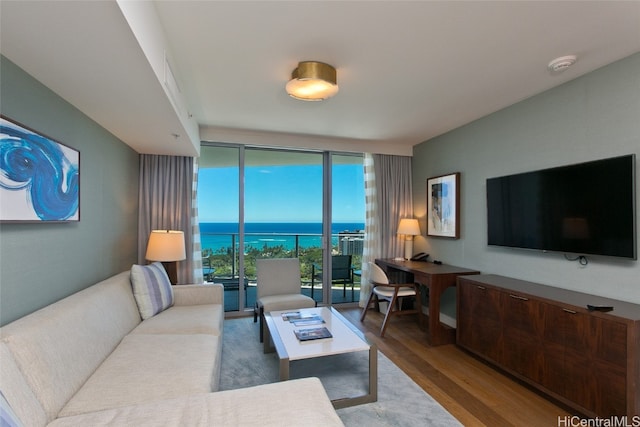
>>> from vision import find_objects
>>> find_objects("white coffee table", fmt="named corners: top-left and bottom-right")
top-left (263, 306), bottom-right (377, 409)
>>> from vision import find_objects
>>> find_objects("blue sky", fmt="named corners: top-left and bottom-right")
top-left (198, 164), bottom-right (365, 223)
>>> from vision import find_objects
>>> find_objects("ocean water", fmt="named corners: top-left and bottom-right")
top-left (200, 222), bottom-right (364, 252)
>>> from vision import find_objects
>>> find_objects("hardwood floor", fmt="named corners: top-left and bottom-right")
top-left (337, 306), bottom-right (572, 427)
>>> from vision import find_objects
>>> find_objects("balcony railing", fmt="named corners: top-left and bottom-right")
top-left (201, 231), bottom-right (364, 311)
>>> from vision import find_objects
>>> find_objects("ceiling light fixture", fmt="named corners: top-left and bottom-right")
top-left (548, 55), bottom-right (577, 73)
top-left (285, 61), bottom-right (338, 101)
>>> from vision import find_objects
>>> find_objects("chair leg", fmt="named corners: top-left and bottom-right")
top-left (380, 288), bottom-right (400, 338)
top-left (259, 306), bottom-right (265, 343)
top-left (360, 290), bottom-right (377, 322)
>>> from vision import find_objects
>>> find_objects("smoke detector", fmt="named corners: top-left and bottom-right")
top-left (548, 55), bottom-right (578, 73)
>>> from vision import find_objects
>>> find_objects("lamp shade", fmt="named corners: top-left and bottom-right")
top-left (397, 218), bottom-right (420, 236)
top-left (285, 61), bottom-right (339, 101)
top-left (145, 230), bottom-right (186, 262)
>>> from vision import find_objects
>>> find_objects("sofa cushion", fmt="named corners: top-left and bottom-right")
top-left (0, 272), bottom-right (140, 423)
top-left (59, 333), bottom-right (220, 417)
top-left (49, 378), bottom-right (344, 427)
top-left (130, 262), bottom-right (174, 320)
top-left (172, 283), bottom-right (224, 306)
top-left (130, 304), bottom-right (223, 336)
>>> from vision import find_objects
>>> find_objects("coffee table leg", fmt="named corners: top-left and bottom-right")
top-left (331, 345), bottom-right (378, 409)
top-left (369, 344), bottom-right (378, 402)
top-left (280, 357), bottom-right (290, 381)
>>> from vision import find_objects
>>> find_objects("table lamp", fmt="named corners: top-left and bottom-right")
top-left (145, 230), bottom-right (186, 284)
top-left (397, 218), bottom-right (420, 260)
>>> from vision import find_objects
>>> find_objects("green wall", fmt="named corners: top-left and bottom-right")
top-left (412, 53), bottom-right (640, 314)
top-left (0, 56), bottom-right (140, 325)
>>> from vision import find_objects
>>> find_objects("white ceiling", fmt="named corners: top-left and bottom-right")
top-left (2, 1), bottom-right (639, 157)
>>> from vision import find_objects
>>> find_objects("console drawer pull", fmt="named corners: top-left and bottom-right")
top-left (509, 294), bottom-right (529, 301)
top-left (476, 286), bottom-right (486, 290)
top-left (563, 308), bottom-right (577, 314)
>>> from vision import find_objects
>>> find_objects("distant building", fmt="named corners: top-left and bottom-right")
top-left (338, 230), bottom-right (364, 255)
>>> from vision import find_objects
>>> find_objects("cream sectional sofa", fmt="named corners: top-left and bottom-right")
top-left (0, 268), bottom-right (343, 427)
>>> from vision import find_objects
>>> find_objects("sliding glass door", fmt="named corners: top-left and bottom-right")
top-left (244, 148), bottom-right (324, 304)
top-left (331, 153), bottom-right (365, 304)
top-left (198, 144), bottom-right (364, 312)
top-left (198, 145), bottom-right (241, 312)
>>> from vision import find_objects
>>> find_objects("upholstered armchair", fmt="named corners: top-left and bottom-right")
top-left (253, 258), bottom-right (316, 342)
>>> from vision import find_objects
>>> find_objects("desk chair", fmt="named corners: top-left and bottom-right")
top-left (360, 262), bottom-right (421, 337)
top-left (253, 258), bottom-right (316, 342)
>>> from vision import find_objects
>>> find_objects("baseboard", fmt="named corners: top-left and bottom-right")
top-left (440, 313), bottom-right (456, 328)
top-left (420, 306), bottom-right (457, 328)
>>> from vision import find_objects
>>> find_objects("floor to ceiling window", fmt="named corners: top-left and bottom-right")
top-left (198, 144), bottom-right (364, 312)
top-left (330, 153), bottom-right (366, 304)
top-left (198, 145), bottom-right (241, 311)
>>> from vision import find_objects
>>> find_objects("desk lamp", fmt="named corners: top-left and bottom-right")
top-left (145, 230), bottom-right (186, 284)
top-left (397, 219), bottom-right (420, 260)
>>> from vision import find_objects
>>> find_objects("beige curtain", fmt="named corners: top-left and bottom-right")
top-left (359, 153), bottom-right (413, 306)
top-left (138, 155), bottom-right (199, 284)
top-left (360, 153), bottom-right (378, 306)
top-left (190, 158), bottom-right (204, 284)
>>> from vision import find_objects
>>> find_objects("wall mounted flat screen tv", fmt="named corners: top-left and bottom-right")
top-left (487, 154), bottom-right (636, 260)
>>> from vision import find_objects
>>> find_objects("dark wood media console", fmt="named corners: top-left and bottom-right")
top-left (457, 274), bottom-right (639, 418)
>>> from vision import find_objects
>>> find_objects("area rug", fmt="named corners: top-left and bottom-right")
top-left (220, 316), bottom-right (462, 426)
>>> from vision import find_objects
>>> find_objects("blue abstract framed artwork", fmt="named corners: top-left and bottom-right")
top-left (0, 116), bottom-right (80, 222)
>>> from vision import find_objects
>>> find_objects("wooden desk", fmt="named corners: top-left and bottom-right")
top-left (375, 258), bottom-right (480, 346)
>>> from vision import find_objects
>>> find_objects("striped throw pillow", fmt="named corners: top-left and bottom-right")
top-left (130, 262), bottom-right (174, 320)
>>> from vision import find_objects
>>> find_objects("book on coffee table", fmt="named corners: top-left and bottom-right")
top-left (294, 327), bottom-right (333, 341)
top-left (282, 312), bottom-right (324, 325)
top-left (291, 315), bottom-right (325, 326)
top-left (292, 319), bottom-right (325, 327)
top-left (281, 311), bottom-right (302, 321)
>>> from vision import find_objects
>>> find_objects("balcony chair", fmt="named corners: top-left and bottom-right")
top-left (311, 254), bottom-right (355, 300)
top-left (202, 256), bottom-right (215, 282)
top-left (360, 262), bottom-right (422, 337)
top-left (253, 258), bottom-right (316, 342)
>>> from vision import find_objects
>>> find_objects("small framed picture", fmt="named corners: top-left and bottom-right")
top-left (1, 116), bottom-right (80, 222)
top-left (427, 172), bottom-right (459, 239)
